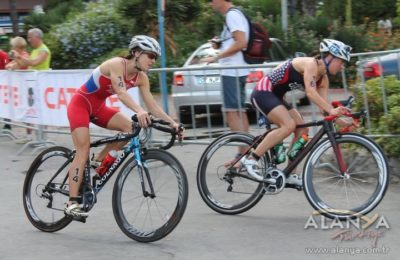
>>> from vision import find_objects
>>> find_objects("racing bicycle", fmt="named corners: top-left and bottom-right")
top-left (23, 115), bottom-right (188, 242)
top-left (197, 97), bottom-right (389, 219)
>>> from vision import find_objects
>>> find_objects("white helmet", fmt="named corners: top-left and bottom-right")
top-left (129, 35), bottom-right (161, 57)
top-left (320, 39), bottom-right (352, 62)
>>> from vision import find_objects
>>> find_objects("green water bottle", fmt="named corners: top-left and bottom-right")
top-left (273, 142), bottom-right (286, 164)
top-left (288, 134), bottom-right (309, 160)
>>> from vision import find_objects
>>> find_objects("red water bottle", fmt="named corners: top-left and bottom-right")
top-left (96, 150), bottom-right (118, 177)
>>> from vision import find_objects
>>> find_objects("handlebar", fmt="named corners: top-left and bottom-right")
top-left (131, 114), bottom-right (184, 150)
top-left (323, 96), bottom-right (366, 132)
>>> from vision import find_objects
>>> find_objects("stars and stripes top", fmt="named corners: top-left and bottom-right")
top-left (255, 59), bottom-right (322, 98)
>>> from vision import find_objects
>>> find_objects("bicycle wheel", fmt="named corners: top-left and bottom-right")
top-left (197, 132), bottom-right (267, 215)
top-left (23, 146), bottom-right (73, 232)
top-left (112, 149), bottom-right (188, 242)
top-left (303, 133), bottom-right (389, 219)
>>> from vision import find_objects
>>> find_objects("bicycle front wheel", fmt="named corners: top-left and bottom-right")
top-left (303, 133), bottom-right (389, 219)
top-left (112, 149), bottom-right (188, 242)
top-left (23, 146), bottom-right (73, 232)
top-left (197, 132), bottom-right (266, 215)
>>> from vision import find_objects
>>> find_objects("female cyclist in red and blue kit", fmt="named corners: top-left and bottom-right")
top-left (66, 35), bottom-right (181, 217)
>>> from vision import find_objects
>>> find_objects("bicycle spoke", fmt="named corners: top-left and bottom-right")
top-left (304, 134), bottom-right (388, 219)
top-left (113, 149), bottom-right (188, 242)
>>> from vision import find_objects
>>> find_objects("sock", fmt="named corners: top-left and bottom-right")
top-left (251, 152), bottom-right (260, 161)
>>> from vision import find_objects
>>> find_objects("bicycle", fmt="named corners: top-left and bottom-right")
top-left (23, 115), bottom-right (188, 242)
top-left (197, 97), bottom-right (389, 219)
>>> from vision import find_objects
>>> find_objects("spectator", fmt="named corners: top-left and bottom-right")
top-left (0, 48), bottom-right (9, 69)
top-left (6, 36), bottom-right (33, 143)
top-left (378, 17), bottom-right (392, 36)
top-left (12, 28), bottom-right (51, 70)
top-left (201, 0), bottom-right (250, 154)
top-left (6, 36), bottom-right (29, 70)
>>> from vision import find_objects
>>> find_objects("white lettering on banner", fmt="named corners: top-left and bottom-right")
top-left (0, 70), bottom-right (140, 126)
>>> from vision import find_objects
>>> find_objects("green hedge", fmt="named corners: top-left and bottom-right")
top-left (353, 76), bottom-right (400, 157)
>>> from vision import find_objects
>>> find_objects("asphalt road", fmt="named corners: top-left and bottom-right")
top-left (0, 127), bottom-right (399, 260)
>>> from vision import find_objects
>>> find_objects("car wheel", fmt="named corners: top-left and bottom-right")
top-left (179, 112), bottom-right (192, 125)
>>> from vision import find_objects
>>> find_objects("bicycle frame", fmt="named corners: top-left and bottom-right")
top-left (230, 118), bottom-right (346, 181)
top-left (89, 133), bottom-right (138, 193)
top-left (45, 133), bottom-right (143, 197)
top-left (283, 120), bottom-right (346, 176)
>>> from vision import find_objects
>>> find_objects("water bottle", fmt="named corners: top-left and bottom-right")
top-left (96, 150), bottom-right (118, 177)
top-left (273, 142), bottom-right (286, 164)
top-left (287, 134), bottom-right (309, 160)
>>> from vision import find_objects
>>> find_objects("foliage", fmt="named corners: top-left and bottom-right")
top-left (46, 0), bottom-right (130, 69)
top-left (116, 0), bottom-right (202, 56)
top-left (321, 0), bottom-right (396, 25)
top-left (352, 76), bottom-right (400, 156)
top-left (22, 0), bottom-right (85, 33)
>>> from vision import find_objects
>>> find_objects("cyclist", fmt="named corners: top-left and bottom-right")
top-left (66, 35), bottom-right (182, 217)
top-left (242, 39), bottom-right (352, 188)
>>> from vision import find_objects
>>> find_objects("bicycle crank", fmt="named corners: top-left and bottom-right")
top-left (263, 168), bottom-right (286, 195)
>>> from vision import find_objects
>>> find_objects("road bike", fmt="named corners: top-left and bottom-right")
top-left (197, 97), bottom-right (389, 219)
top-left (23, 115), bottom-right (188, 242)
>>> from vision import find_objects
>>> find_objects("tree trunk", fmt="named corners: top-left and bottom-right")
top-left (9, 0), bottom-right (19, 36)
top-left (299, 0), bottom-right (317, 17)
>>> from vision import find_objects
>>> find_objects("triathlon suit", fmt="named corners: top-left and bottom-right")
top-left (67, 58), bottom-right (139, 131)
top-left (250, 59), bottom-right (323, 116)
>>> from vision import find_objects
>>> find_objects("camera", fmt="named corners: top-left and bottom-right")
top-left (210, 39), bottom-right (222, 49)
top-left (8, 51), bottom-right (15, 60)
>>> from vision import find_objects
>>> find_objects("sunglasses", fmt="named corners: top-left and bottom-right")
top-left (144, 52), bottom-right (158, 61)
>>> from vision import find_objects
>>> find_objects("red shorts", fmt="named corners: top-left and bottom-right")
top-left (67, 92), bottom-right (118, 131)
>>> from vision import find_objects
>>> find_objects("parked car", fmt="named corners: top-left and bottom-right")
top-left (357, 51), bottom-right (400, 80)
top-left (171, 38), bottom-right (308, 124)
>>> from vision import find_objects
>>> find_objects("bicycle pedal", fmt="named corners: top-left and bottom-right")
top-left (72, 215), bottom-right (88, 223)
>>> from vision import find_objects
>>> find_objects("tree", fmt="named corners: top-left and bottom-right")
top-left (9, 0), bottom-right (19, 36)
top-left (117, 0), bottom-right (202, 55)
top-left (321, 0), bottom-right (396, 25)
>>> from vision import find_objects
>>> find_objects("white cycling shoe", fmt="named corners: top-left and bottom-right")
top-left (64, 203), bottom-right (89, 218)
top-left (240, 157), bottom-right (263, 181)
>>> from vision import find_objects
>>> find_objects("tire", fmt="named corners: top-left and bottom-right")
top-left (299, 96), bottom-right (310, 106)
top-left (303, 133), bottom-right (389, 219)
top-left (197, 132), bottom-right (266, 215)
top-left (112, 149), bottom-right (188, 242)
top-left (23, 146), bottom-right (73, 232)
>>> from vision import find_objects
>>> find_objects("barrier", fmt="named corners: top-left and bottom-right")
top-left (0, 70), bottom-right (139, 154)
top-left (1, 49), bottom-right (399, 155)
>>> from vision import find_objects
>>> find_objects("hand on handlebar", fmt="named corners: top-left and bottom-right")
top-left (136, 110), bottom-right (151, 128)
top-left (329, 106), bottom-right (351, 117)
top-left (171, 122), bottom-right (185, 142)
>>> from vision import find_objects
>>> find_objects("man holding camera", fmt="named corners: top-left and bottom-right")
top-left (201, 0), bottom-right (250, 140)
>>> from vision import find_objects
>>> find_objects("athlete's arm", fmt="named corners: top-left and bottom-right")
top-left (138, 73), bottom-right (179, 128)
top-left (303, 61), bottom-right (335, 114)
top-left (109, 60), bottom-right (150, 127)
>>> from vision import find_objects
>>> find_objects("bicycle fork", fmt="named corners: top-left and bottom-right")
top-left (328, 133), bottom-right (348, 175)
top-left (132, 139), bottom-right (156, 199)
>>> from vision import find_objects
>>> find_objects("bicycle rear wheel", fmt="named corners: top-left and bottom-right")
top-left (112, 149), bottom-right (188, 242)
top-left (303, 133), bottom-right (389, 219)
top-left (197, 132), bottom-right (266, 215)
top-left (23, 146), bottom-right (73, 232)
